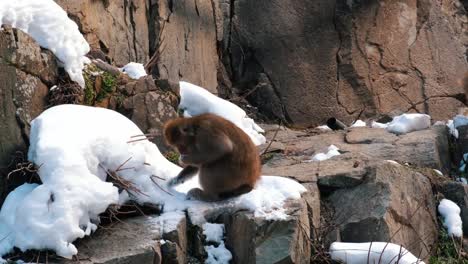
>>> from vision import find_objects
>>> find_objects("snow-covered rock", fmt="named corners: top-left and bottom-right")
top-left (179, 81), bottom-right (266, 146)
top-left (0, 0), bottom-right (90, 87)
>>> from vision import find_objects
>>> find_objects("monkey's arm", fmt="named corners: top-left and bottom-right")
top-left (181, 133), bottom-right (233, 165)
top-left (167, 165), bottom-right (199, 187)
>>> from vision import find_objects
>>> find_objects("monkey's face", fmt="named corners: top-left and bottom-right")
top-left (164, 119), bottom-right (198, 157)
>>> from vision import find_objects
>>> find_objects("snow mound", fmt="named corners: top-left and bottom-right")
top-left (310, 145), bottom-right (340, 161)
top-left (0, 104), bottom-right (305, 259)
top-left (330, 242), bottom-right (425, 264)
top-left (438, 199), bottom-right (463, 237)
top-left (179, 81), bottom-right (266, 146)
top-left (121, 62), bottom-right (147, 79)
top-left (0, 0), bottom-right (90, 87)
top-left (385, 113), bottom-right (431, 134)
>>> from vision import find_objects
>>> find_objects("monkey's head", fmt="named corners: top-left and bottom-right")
top-left (163, 117), bottom-right (199, 156)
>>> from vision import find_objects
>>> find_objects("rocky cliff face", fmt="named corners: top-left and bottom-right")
top-left (52, 0), bottom-right (467, 127)
top-left (0, 27), bottom-right (58, 201)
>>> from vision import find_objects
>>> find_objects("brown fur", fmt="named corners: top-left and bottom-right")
top-left (163, 113), bottom-right (261, 201)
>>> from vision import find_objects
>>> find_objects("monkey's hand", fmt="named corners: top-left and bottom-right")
top-left (167, 165), bottom-right (199, 187)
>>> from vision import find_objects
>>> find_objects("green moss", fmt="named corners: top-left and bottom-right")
top-left (83, 71), bottom-right (95, 105)
top-left (429, 220), bottom-right (467, 264)
top-left (164, 151), bottom-right (180, 164)
top-left (95, 72), bottom-right (117, 102)
top-left (82, 64), bottom-right (119, 105)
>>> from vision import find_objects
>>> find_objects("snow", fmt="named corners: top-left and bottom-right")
top-left (457, 178), bottom-right (467, 184)
top-left (203, 223), bottom-right (224, 243)
top-left (0, 0), bottom-right (90, 87)
top-left (316, 125), bottom-right (332, 131)
top-left (0, 104), bottom-right (305, 259)
top-left (386, 160), bottom-right (400, 165)
top-left (329, 242), bottom-right (425, 264)
top-left (121, 62), bottom-right (147, 79)
top-left (385, 113), bottom-right (431, 134)
top-left (310, 145), bottom-right (340, 161)
top-left (205, 241), bottom-right (232, 264)
top-left (371, 121), bottom-right (388, 129)
top-left (179, 81), bottom-right (266, 146)
top-left (460, 153), bottom-right (468, 173)
top-left (453, 115), bottom-right (468, 128)
top-left (438, 199), bottom-right (463, 237)
top-left (350, 120), bottom-right (366, 127)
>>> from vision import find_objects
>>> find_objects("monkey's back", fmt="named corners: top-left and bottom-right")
top-left (194, 114), bottom-right (261, 195)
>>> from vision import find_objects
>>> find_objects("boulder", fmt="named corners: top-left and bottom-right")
top-left (220, 199), bottom-right (311, 264)
top-left (0, 27), bottom-right (57, 204)
top-left (262, 126), bottom-right (451, 174)
top-left (117, 76), bottom-right (179, 153)
top-left (57, 216), bottom-right (165, 264)
top-left (327, 161), bottom-right (438, 260)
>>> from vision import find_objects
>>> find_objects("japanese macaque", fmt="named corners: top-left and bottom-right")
top-left (163, 113), bottom-right (261, 202)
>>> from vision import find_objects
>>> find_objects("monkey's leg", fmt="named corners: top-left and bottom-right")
top-left (186, 188), bottom-right (220, 202)
top-left (219, 184), bottom-right (253, 200)
top-left (167, 165), bottom-right (199, 187)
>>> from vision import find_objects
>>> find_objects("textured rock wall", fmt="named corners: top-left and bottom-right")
top-left (0, 27), bottom-right (58, 202)
top-left (222, 0), bottom-right (467, 127)
top-left (54, 0), bottom-right (467, 127)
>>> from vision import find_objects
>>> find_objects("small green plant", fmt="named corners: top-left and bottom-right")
top-left (95, 72), bottom-right (117, 102)
top-left (429, 219), bottom-right (467, 264)
top-left (165, 151), bottom-right (180, 164)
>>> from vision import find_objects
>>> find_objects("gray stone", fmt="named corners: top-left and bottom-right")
top-left (58, 216), bottom-right (163, 264)
top-left (220, 198), bottom-right (311, 264)
top-left (327, 162), bottom-right (438, 260)
top-left (262, 126), bottom-right (451, 174)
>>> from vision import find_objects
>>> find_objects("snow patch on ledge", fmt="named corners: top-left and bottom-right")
top-left (438, 199), bottom-right (463, 237)
top-left (308, 145), bottom-right (340, 162)
top-left (121, 62), bottom-right (147, 79)
top-left (0, 0), bottom-right (90, 87)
